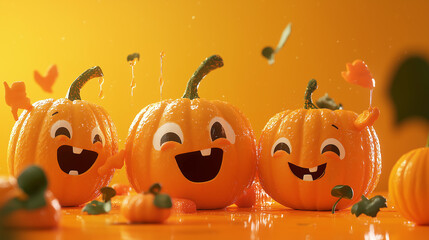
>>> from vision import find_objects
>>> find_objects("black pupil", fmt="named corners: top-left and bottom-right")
top-left (55, 127), bottom-right (71, 138)
top-left (274, 142), bottom-right (290, 154)
top-left (93, 134), bottom-right (102, 144)
top-left (160, 132), bottom-right (182, 145)
top-left (210, 122), bottom-right (226, 141)
top-left (321, 144), bottom-right (340, 156)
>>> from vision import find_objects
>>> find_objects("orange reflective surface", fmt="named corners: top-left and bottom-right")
top-left (11, 193), bottom-right (429, 240)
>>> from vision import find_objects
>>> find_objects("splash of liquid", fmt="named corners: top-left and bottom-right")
top-left (129, 58), bottom-right (138, 96)
top-left (159, 51), bottom-right (165, 100)
top-left (369, 89), bottom-right (373, 109)
top-left (98, 77), bottom-right (104, 99)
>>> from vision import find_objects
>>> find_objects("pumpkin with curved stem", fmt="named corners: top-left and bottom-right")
top-left (7, 66), bottom-right (121, 207)
top-left (389, 140), bottom-right (429, 225)
top-left (125, 55), bottom-right (257, 209)
top-left (258, 79), bottom-right (381, 210)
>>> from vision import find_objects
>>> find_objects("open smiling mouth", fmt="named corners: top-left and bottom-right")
top-left (57, 145), bottom-right (98, 176)
top-left (288, 162), bottom-right (327, 181)
top-left (175, 148), bottom-right (223, 183)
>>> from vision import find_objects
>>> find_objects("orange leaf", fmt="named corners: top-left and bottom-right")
top-left (34, 65), bottom-right (58, 93)
top-left (3, 81), bottom-right (33, 121)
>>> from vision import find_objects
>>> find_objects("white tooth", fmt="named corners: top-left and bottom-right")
top-left (73, 147), bottom-right (83, 154)
top-left (303, 174), bottom-right (313, 181)
top-left (69, 170), bottom-right (79, 176)
top-left (309, 166), bottom-right (318, 173)
top-left (200, 148), bottom-right (211, 156)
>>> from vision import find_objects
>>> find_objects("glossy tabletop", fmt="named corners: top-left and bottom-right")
top-left (6, 193), bottom-right (427, 240)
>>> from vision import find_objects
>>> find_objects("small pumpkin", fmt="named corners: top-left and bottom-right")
top-left (0, 166), bottom-right (61, 228)
top-left (389, 142), bottom-right (429, 225)
top-left (125, 55), bottom-right (257, 209)
top-left (258, 79), bottom-right (381, 210)
top-left (121, 183), bottom-right (172, 223)
top-left (7, 67), bottom-right (120, 206)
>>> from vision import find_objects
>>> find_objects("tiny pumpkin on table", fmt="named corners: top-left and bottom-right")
top-left (121, 183), bottom-right (172, 223)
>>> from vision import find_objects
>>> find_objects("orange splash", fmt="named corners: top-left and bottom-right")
top-left (159, 51), bottom-right (165, 100)
top-left (129, 58), bottom-right (138, 96)
top-left (3, 81), bottom-right (33, 121)
top-left (34, 64), bottom-right (58, 93)
top-left (98, 77), bottom-right (104, 99)
top-left (342, 60), bottom-right (375, 89)
top-left (342, 59), bottom-right (376, 108)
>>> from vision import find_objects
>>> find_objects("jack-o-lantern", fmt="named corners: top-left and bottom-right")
top-left (125, 55), bottom-right (256, 209)
top-left (7, 67), bottom-right (120, 206)
top-left (258, 79), bottom-right (381, 210)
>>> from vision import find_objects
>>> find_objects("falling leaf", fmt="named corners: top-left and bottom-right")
top-left (34, 65), bottom-right (58, 93)
top-left (389, 56), bottom-right (429, 124)
top-left (262, 23), bottom-right (292, 65)
top-left (3, 81), bottom-right (33, 121)
top-left (351, 195), bottom-right (387, 217)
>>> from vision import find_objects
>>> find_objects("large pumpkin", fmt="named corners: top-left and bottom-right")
top-left (7, 67), bottom-right (119, 206)
top-left (258, 79), bottom-right (381, 210)
top-left (389, 145), bottom-right (429, 225)
top-left (125, 55), bottom-right (256, 209)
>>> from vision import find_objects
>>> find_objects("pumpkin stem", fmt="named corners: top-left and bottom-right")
top-left (304, 79), bottom-right (319, 109)
top-left (331, 197), bottom-right (342, 214)
top-left (66, 66), bottom-right (104, 101)
top-left (148, 183), bottom-right (162, 195)
top-left (182, 55), bottom-right (224, 100)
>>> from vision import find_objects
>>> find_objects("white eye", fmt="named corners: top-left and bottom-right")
top-left (153, 122), bottom-right (184, 151)
top-left (320, 138), bottom-right (345, 160)
top-left (271, 137), bottom-right (292, 156)
top-left (208, 117), bottom-right (235, 144)
top-left (50, 120), bottom-right (72, 139)
top-left (91, 127), bottom-right (105, 146)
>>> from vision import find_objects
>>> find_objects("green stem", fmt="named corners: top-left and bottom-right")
top-left (66, 66), bottom-right (104, 101)
top-left (332, 197), bottom-right (342, 214)
top-left (182, 55), bottom-right (224, 100)
top-left (148, 183), bottom-right (162, 195)
top-left (304, 79), bottom-right (319, 109)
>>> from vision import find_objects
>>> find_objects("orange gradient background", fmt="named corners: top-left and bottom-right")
top-left (0, 0), bottom-right (428, 192)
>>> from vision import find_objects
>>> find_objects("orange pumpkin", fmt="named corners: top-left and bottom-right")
top-left (258, 79), bottom-right (381, 210)
top-left (0, 166), bottom-right (61, 228)
top-left (389, 145), bottom-right (429, 225)
top-left (125, 55), bottom-right (257, 209)
top-left (7, 67), bottom-right (120, 206)
top-left (121, 183), bottom-right (172, 223)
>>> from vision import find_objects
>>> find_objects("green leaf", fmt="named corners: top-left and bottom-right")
top-left (331, 185), bottom-right (354, 214)
top-left (127, 52), bottom-right (140, 62)
top-left (331, 185), bottom-right (354, 199)
top-left (153, 194), bottom-right (173, 209)
top-left (100, 187), bottom-right (116, 203)
top-left (17, 165), bottom-right (47, 196)
top-left (82, 200), bottom-right (109, 215)
top-left (0, 198), bottom-right (24, 217)
top-left (351, 195), bottom-right (387, 217)
top-left (316, 93), bottom-right (343, 110)
top-left (262, 47), bottom-right (275, 63)
top-left (390, 56), bottom-right (429, 124)
top-left (275, 22), bottom-right (292, 52)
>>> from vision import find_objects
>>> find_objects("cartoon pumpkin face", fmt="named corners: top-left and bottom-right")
top-left (8, 67), bottom-right (119, 206)
top-left (258, 79), bottom-right (381, 210)
top-left (125, 56), bottom-right (256, 209)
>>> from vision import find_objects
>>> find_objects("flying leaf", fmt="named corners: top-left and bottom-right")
top-left (316, 93), bottom-right (343, 110)
top-left (389, 56), bottom-right (429, 124)
top-left (341, 60), bottom-right (375, 89)
top-left (261, 23), bottom-right (292, 65)
top-left (351, 195), bottom-right (387, 217)
top-left (34, 65), bottom-right (58, 93)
